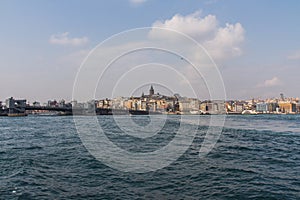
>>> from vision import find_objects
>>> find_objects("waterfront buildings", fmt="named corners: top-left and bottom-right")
top-left (1, 90), bottom-right (299, 115)
top-left (96, 86), bottom-right (180, 114)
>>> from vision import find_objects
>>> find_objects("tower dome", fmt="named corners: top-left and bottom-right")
top-left (149, 85), bottom-right (154, 96)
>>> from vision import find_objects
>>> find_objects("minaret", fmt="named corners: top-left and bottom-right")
top-left (149, 85), bottom-right (154, 96)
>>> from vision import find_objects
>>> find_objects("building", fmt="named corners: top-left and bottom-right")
top-left (71, 100), bottom-right (78, 107)
top-left (32, 101), bottom-right (41, 107)
top-left (256, 103), bottom-right (268, 113)
top-left (149, 85), bottom-right (154, 96)
top-left (200, 100), bottom-right (225, 114)
top-left (111, 97), bottom-right (127, 109)
top-left (178, 98), bottom-right (200, 113)
top-left (5, 97), bottom-right (27, 116)
top-left (200, 101), bottom-right (210, 113)
top-left (296, 103), bottom-right (300, 113)
top-left (47, 100), bottom-right (58, 107)
top-left (58, 99), bottom-right (66, 107)
top-left (179, 100), bottom-right (191, 112)
top-left (235, 103), bottom-right (244, 113)
top-left (122, 85), bottom-right (180, 113)
top-left (230, 101), bottom-right (245, 113)
top-left (279, 102), bottom-right (296, 114)
top-left (96, 99), bottom-right (111, 109)
top-left (267, 102), bottom-right (279, 113)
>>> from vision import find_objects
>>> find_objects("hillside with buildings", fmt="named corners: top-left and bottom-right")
top-left (1, 87), bottom-right (300, 116)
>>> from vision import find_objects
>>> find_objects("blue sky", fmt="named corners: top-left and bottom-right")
top-left (1, 0), bottom-right (300, 102)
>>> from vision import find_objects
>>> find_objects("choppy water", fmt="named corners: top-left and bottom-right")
top-left (0, 115), bottom-right (299, 199)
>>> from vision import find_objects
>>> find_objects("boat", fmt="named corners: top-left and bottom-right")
top-left (7, 113), bottom-right (27, 117)
top-left (242, 110), bottom-right (257, 115)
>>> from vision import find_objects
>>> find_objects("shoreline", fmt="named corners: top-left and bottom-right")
top-left (1, 112), bottom-right (299, 117)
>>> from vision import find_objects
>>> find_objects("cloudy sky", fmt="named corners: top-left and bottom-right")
top-left (1, 0), bottom-right (300, 102)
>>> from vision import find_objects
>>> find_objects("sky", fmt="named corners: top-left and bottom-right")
top-left (1, 0), bottom-right (300, 102)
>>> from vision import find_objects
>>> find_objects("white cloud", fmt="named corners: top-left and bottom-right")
top-left (205, 23), bottom-right (244, 60)
top-left (49, 32), bottom-right (89, 46)
top-left (257, 76), bottom-right (283, 88)
top-left (287, 51), bottom-right (300, 60)
top-left (150, 11), bottom-right (245, 61)
top-left (151, 11), bottom-right (217, 41)
top-left (129, 0), bottom-right (147, 5)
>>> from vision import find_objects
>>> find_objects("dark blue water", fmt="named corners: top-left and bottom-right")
top-left (0, 115), bottom-right (299, 199)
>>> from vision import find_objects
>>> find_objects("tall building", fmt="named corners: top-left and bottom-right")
top-left (149, 85), bottom-right (154, 96)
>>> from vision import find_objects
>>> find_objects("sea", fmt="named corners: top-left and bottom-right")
top-left (0, 115), bottom-right (299, 199)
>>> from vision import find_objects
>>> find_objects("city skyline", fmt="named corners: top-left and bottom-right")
top-left (1, 85), bottom-right (299, 116)
top-left (1, 86), bottom-right (299, 104)
top-left (1, 1), bottom-right (300, 102)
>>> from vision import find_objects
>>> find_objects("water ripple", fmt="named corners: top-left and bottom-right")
top-left (0, 115), bottom-right (299, 199)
